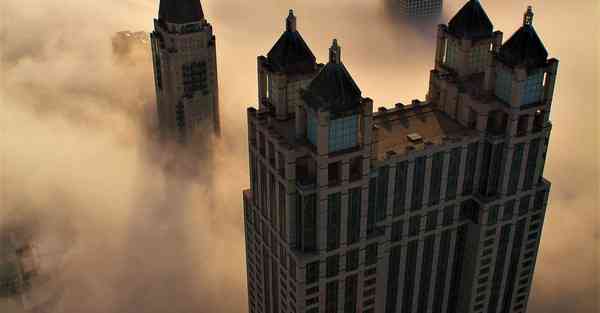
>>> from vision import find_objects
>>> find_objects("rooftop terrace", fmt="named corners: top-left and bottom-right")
top-left (373, 102), bottom-right (478, 160)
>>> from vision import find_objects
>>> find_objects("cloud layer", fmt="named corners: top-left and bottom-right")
top-left (0, 0), bottom-right (597, 312)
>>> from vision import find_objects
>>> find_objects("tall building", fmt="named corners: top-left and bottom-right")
top-left (243, 3), bottom-right (557, 313)
top-left (151, 0), bottom-right (220, 143)
top-left (392, 0), bottom-right (443, 17)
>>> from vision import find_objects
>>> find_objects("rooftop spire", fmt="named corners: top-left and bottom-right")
top-left (523, 5), bottom-right (534, 26)
top-left (329, 39), bottom-right (341, 64)
top-left (286, 9), bottom-right (297, 32)
top-left (158, 0), bottom-right (204, 24)
top-left (448, 0), bottom-right (494, 40)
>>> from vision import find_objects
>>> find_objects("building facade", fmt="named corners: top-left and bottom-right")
top-left (392, 0), bottom-right (443, 17)
top-left (243, 2), bottom-right (557, 313)
top-left (151, 0), bottom-right (220, 143)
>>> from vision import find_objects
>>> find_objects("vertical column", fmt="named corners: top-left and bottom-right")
top-left (458, 39), bottom-right (472, 77)
top-left (404, 160), bottom-right (415, 212)
top-left (318, 194), bottom-right (328, 252)
top-left (410, 225), bottom-right (425, 313)
top-left (427, 233), bottom-right (443, 312)
top-left (439, 150), bottom-right (451, 202)
top-left (274, 73), bottom-right (289, 119)
top-left (317, 111), bottom-right (330, 156)
top-left (543, 60), bottom-right (559, 107)
top-left (386, 166), bottom-right (397, 219)
top-left (434, 25), bottom-right (447, 70)
top-left (441, 229), bottom-right (458, 312)
top-left (499, 145), bottom-right (516, 196)
top-left (423, 155), bottom-right (433, 207)
top-left (483, 53), bottom-right (496, 92)
top-left (295, 104), bottom-right (306, 139)
top-left (510, 68), bottom-right (527, 108)
top-left (455, 144), bottom-right (468, 196)
top-left (517, 142), bottom-right (531, 192)
top-left (257, 57), bottom-right (268, 108)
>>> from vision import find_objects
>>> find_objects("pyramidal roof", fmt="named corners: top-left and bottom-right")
top-left (498, 7), bottom-right (548, 68)
top-left (159, 0), bottom-right (204, 24)
top-left (448, 0), bottom-right (494, 40)
top-left (267, 10), bottom-right (316, 74)
top-left (304, 40), bottom-right (362, 113)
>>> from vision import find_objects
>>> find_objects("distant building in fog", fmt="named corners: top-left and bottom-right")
top-left (1, 221), bottom-right (63, 312)
top-left (112, 31), bottom-right (149, 57)
top-left (151, 0), bottom-right (221, 144)
top-left (394, 0), bottom-right (443, 16)
top-left (243, 2), bottom-right (557, 313)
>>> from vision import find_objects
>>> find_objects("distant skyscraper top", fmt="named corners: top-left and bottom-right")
top-left (393, 0), bottom-right (443, 17)
top-left (151, 0), bottom-right (221, 144)
top-left (158, 0), bottom-right (205, 24)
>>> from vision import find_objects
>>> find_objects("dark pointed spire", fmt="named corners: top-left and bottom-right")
top-left (286, 9), bottom-right (297, 32)
top-left (448, 0), bottom-right (494, 40)
top-left (267, 9), bottom-right (316, 74)
top-left (304, 39), bottom-right (362, 113)
top-left (498, 6), bottom-right (548, 68)
top-left (329, 39), bottom-right (341, 64)
top-left (523, 5), bottom-right (534, 26)
top-left (159, 0), bottom-right (204, 24)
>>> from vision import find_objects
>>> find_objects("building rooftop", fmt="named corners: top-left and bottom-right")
top-left (303, 40), bottom-right (362, 114)
top-left (373, 103), bottom-right (477, 160)
top-left (448, 0), bottom-right (494, 40)
top-left (158, 0), bottom-right (204, 24)
top-left (267, 10), bottom-right (316, 74)
top-left (498, 7), bottom-right (548, 69)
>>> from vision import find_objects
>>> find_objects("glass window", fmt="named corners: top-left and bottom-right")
top-left (365, 243), bottom-right (378, 266)
top-left (307, 114), bottom-right (318, 146)
top-left (495, 69), bottom-right (513, 104)
top-left (306, 261), bottom-right (320, 284)
top-left (391, 220), bottom-right (403, 242)
top-left (347, 188), bottom-right (361, 244)
top-left (346, 249), bottom-right (359, 272)
top-left (508, 144), bottom-right (525, 195)
top-left (327, 255), bottom-right (340, 278)
top-left (409, 215), bottom-right (421, 237)
top-left (182, 61), bottom-right (207, 96)
top-left (443, 205), bottom-right (455, 226)
top-left (393, 161), bottom-right (408, 216)
top-left (426, 210), bottom-right (438, 232)
top-left (445, 39), bottom-right (458, 69)
top-left (329, 115), bottom-right (359, 152)
top-left (487, 206), bottom-right (499, 225)
top-left (327, 193), bottom-right (341, 251)
top-left (326, 280), bottom-right (339, 313)
top-left (470, 44), bottom-right (489, 73)
top-left (523, 70), bottom-right (544, 105)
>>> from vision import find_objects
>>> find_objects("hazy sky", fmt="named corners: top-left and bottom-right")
top-left (0, 0), bottom-right (598, 312)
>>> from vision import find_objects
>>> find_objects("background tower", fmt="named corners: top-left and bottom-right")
top-left (151, 0), bottom-right (220, 144)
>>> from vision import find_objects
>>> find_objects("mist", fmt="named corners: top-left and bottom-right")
top-left (0, 0), bottom-right (597, 313)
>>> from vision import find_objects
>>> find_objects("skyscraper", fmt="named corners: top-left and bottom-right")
top-left (392, 0), bottom-right (443, 17)
top-left (243, 2), bottom-right (557, 313)
top-left (151, 0), bottom-right (220, 144)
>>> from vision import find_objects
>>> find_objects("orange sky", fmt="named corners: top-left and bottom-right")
top-left (1, 0), bottom-right (598, 312)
